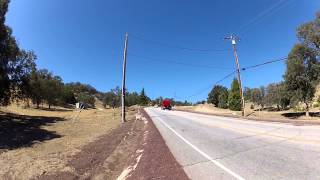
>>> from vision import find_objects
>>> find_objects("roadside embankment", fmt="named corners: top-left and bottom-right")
top-left (175, 104), bottom-right (320, 126)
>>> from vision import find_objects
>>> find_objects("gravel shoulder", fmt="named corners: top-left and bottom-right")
top-left (124, 109), bottom-right (189, 180)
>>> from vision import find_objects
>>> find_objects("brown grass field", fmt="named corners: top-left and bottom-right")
top-left (175, 102), bottom-right (320, 123)
top-left (0, 102), bottom-right (136, 179)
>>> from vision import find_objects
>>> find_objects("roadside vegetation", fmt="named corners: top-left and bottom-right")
top-left (0, 2), bottom-right (142, 179)
top-left (204, 12), bottom-right (320, 118)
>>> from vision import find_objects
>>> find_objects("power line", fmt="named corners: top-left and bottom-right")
top-left (130, 53), bottom-right (233, 70)
top-left (237, 0), bottom-right (294, 36)
top-left (176, 70), bottom-right (237, 100)
top-left (176, 56), bottom-right (288, 101)
top-left (130, 33), bottom-right (231, 53)
top-left (241, 57), bottom-right (287, 71)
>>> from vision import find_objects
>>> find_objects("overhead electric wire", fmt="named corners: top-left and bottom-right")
top-left (176, 70), bottom-right (237, 100)
top-left (130, 53), bottom-right (233, 70)
top-left (241, 56), bottom-right (287, 71)
top-left (130, 33), bottom-right (231, 53)
top-left (176, 56), bottom-right (288, 100)
top-left (237, 0), bottom-right (295, 36)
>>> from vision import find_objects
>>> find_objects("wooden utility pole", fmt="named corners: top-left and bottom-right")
top-left (121, 33), bottom-right (128, 123)
top-left (225, 35), bottom-right (245, 116)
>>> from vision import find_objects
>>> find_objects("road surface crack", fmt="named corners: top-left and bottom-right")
top-left (182, 160), bottom-right (211, 168)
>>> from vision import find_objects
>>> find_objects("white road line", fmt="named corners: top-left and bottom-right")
top-left (153, 111), bottom-right (246, 180)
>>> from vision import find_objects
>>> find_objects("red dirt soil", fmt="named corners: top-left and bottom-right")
top-left (127, 109), bottom-right (189, 180)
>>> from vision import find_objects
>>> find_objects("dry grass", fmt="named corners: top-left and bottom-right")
top-left (0, 103), bottom-right (135, 180)
top-left (175, 103), bottom-right (320, 121)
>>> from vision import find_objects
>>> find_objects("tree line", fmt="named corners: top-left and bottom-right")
top-left (103, 87), bottom-right (150, 108)
top-left (103, 87), bottom-right (193, 109)
top-left (207, 12), bottom-right (320, 116)
top-left (0, 1), bottom-right (107, 109)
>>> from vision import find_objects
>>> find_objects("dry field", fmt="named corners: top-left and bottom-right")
top-left (0, 103), bottom-right (136, 179)
top-left (175, 103), bottom-right (320, 123)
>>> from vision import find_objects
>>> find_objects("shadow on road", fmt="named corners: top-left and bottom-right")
top-left (0, 112), bottom-right (64, 153)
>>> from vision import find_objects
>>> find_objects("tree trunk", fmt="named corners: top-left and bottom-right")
top-left (49, 104), bottom-right (51, 109)
top-left (306, 103), bottom-right (310, 117)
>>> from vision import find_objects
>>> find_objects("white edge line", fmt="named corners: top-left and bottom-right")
top-left (149, 109), bottom-right (245, 180)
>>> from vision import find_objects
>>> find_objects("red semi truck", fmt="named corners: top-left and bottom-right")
top-left (161, 99), bottom-right (172, 110)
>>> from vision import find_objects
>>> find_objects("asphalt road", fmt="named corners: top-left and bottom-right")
top-left (145, 107), bottom-right (320, 180)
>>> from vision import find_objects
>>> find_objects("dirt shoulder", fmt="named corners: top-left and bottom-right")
top-left (175, 106), bottom-right (320, 126)
top-left (122, 109), bottom-right (189, 180)
top-left (36, 108), bottom-right (187, 180)
top-left (39, 114), bottom-right (144, 180)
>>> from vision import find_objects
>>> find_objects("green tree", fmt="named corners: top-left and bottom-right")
top-left (65, 82), bottom-right (98, 95)
top-left (265, 82), bottom-right (290, 110)
top-left (44, 75), bottom-right (63, 109)
top-left (28, 69), bottom-right (64, 109)
top-left (139, 88), bottom-right (150, 106)
top-left (0, 0), bottom-right (20, 105)
top-left (0, 1), bottom-right (38, 106)
top-left (297, 12), bottom-right (320, 51)
top-left (103, 87), bottom-right (121, 108)
top-left (218, 90), bottom-right (228, 109)
top-left (59, 86), bottom-right (76, 105)
top-left (77, 92), bottom-right (95, 108)
top-left (208, 85), bottom-right (228, 107)
top-left (228, 79), bottom-right (241, 111)
top-left (103, 92), bottom-right (116, 108)
top-left (126, 92), bottom-right (140, 106)
top-left (284, 43), bottom-right (320, 116)
top-left (12, 50), bottom-right (37, 105)
top-left (28, 70), bottom-right (43, 108)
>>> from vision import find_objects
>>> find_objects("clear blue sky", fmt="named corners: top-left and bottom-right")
top-left (6, 0), bottom-right (320, 102)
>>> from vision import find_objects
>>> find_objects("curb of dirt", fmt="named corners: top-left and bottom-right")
top-left (174, 109), bottom-right (320, 126)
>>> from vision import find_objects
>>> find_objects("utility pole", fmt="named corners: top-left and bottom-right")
top-left (225, 35), bottom-right (245, 116)
top-left (121, 33), bottom-right (128, 123)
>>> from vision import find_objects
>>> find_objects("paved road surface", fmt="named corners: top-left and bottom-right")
top-left (145, 107), bottom-right (320, 180)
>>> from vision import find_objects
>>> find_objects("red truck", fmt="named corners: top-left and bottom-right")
top-left (161, 99), bottom-right (172, 110)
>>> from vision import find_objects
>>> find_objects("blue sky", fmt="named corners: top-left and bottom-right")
top-left (6, 0), bottom-right (320, 102)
